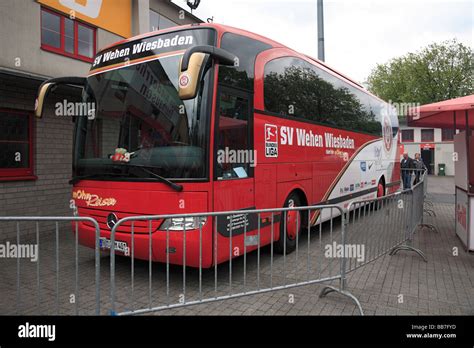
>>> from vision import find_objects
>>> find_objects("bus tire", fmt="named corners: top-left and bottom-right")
top-left (274, 192), bottom-right (304, 255)
top-left (374, 179), bottom-right (385, 210)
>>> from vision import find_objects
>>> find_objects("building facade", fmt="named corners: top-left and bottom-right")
top-left (0, 0), bottom-right (202, 239)
top-left (399, 125), bottom-right (456, 176)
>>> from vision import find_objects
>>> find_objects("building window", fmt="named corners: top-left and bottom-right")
top-left (421, 129), bottom-right (434, 142)
top-left (41, 7), bottom-right (96, 62)
top-left (442, 128), bottom-right (455, 141)
top-left (0, 110), bottom-right (35, 181)
top-left (149, 10), bottom-right (177, 31)
top-left (401, 129), bottom-right (414, 142)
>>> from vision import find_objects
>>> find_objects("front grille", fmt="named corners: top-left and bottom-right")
top-left (78, 207), bottom-right (163, 234)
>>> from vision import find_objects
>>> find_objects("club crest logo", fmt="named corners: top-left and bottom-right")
top-left (382, 114), bottom-right (393, 153)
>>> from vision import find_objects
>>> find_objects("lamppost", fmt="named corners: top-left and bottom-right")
top-left (317, 0), bottom-right (325, 61)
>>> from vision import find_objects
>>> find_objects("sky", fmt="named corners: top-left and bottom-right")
top-left (172, 0), bottom-right (473, 84)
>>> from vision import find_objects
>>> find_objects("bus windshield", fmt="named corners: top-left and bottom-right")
top-left (74, 53), bottom-right (213, 181)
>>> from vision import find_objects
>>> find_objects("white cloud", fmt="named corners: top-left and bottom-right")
top-left (173, 0), bottom-right (473, 84)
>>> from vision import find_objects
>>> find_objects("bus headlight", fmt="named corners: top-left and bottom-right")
top-left (159, 216), bottom-right (207, 231)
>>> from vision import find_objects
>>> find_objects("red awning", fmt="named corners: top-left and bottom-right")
top-left (407, 94), bottom-right (474, 129)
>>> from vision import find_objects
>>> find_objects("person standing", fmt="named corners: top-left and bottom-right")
top-left (413, 153), bottom-right (427, 185)
top-left (400, 152), bottom-right (414, 189)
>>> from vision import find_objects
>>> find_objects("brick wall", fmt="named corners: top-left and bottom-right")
top-left (0, 73), bottom-right (81, 241)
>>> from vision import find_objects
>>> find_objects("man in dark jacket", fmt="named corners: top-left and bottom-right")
top-left (400, 152), bottom-right (414, 189)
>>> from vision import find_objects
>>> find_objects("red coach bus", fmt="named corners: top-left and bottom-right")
top-left (35, 24), bottom-right (400, 268)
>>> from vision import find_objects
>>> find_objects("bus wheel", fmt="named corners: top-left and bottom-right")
top-left (375, 180), bottom-right (385, 210)
top-left (275, 193), bottom-right (304, 254)
top-left (377, 182), bottom-right (385, 198)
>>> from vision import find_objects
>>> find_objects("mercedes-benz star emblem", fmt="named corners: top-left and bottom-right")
top-left (107, 213), bottom-right (118, 230)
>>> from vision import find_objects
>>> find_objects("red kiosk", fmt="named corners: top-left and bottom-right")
top-left (408, 95), bottom-right (474, 251)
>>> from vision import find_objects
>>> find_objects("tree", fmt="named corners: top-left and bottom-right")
top-left (366, 39), bottom-right (473, 105)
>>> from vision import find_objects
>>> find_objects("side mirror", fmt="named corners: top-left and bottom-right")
top-left (178, 53), bottom-right (206, 100)
top-left (178, 45), bottom-right (236, 100)
top-left (35, 77), bottom-right (86, 118)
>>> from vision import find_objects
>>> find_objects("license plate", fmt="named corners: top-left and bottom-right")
top-left (99, 237), bottom-right (129, 255)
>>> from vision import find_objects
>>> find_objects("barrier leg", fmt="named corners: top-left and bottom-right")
top-left (319, 211), bottom-right (364, 315)
top-left (418, 223), bottom-right (438, 232)
top-left (389, 238), bottom-right (427, 262)
top-left (319, 276), bottom-right (364, 315)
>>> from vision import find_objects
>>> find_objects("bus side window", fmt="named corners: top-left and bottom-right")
top-left (216, 89), bottom-right (251, 180)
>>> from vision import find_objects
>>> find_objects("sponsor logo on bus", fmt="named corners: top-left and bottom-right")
top-left (374, 146), bottom-right (382, 159)
top-left (382, 115), bottom-right (393, 152)
top-left (179, 73), bottom-right (191, 88)
top-left (72, 190), bottom-right (117, 207)
top-left (264, 124), bottom-right (278, 157)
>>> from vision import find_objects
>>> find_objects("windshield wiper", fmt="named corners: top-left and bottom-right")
top-left (71, 165), bottom-right (184, 192)
top-left (126, 164), bottom-right (184, 192)
top-left (69, 172), bottom-right (131, 185)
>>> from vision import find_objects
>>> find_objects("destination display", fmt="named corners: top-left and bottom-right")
top-left (89, 28), bottom-right (216, 74)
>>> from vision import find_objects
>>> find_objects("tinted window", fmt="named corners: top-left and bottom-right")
top-left (78, 54), bottom-right (213, 180)
top-left (216, 90), bottom-right (251, 179)
top-left (264, 57), bottom-right (385, 135)
top-left (0, 112), bottom-right (30, 169)
top-left (218, 33), bottom-right (271, 91)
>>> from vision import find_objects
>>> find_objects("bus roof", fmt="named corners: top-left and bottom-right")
top-left (98, 23), bottom-right (386, 104)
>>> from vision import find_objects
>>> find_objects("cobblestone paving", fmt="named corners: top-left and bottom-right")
top-left (1, 178), bottom-right (472, 316)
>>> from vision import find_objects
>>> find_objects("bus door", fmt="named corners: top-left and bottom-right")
top-left (213, 86), bottom-right (255, 262)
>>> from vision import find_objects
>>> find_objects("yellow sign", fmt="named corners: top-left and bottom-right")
top-left (38, 0), bottom-right (132, 38)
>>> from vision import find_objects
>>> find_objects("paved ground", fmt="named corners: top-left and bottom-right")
top-left (426, 175), bottom-right (456, 204)
top-left (1, 176), bottom-right (473, 316)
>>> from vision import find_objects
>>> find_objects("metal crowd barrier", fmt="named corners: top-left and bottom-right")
top-left (108, 205), bottom-right (365, 316)
top-left (401, 168), bottom-right (438, 231)
top-left (0, 217), bottom-right (101, 315)
top-left (343, 169), bottom-right (429, 279)
top-left (0, 169), bottom-right (436, 316)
